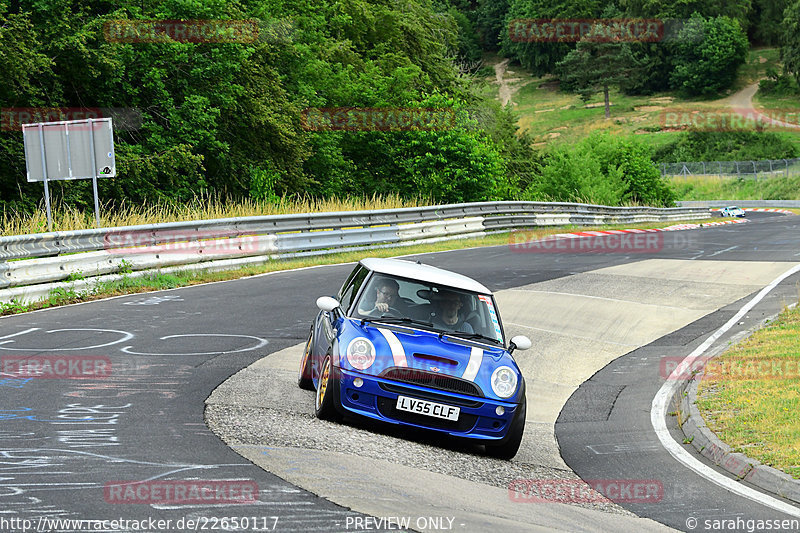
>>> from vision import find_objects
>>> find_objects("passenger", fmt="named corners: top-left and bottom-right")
top-left (431, 290), bottom-right (474, 334)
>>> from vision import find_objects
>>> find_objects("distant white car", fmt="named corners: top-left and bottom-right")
top-left (720, 206), bottom-right (746, 218)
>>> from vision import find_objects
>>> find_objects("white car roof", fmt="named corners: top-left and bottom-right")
top-left (359, 258), bottom-right (492, 294)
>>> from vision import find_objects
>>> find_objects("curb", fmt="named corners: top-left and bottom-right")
top-left (511, 218), bottom-right (748, 248)
top-left (678, 319), bottom-right (800, 504)
top-left (709, 208), bottom-right (796, 215)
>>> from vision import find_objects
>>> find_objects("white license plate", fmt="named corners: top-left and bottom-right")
top-left (396, 395), bottom-right (460, 421)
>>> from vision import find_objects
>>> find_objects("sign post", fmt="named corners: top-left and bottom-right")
top-left (22, 117), bottom-right (115, 230)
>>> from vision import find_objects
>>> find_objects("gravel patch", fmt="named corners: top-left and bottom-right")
top-left (206, 365), bottom-right (637, 517)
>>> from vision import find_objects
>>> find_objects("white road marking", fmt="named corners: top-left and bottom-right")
top-left (651, 263), bottom-right (800, 517)
top-left (120, 334), bottom-right (268, 356)
top-left (0, 328), bottom-right (40, 341)
top-left (0, 329), bottom-right (133, 351)
top-left (707, 245), bottom-right (739, 257)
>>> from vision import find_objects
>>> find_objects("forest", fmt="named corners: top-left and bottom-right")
top-left (1, 0), bottom-right (799, 213)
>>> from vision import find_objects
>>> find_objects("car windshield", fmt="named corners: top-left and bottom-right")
top-left (353, 273), bottom-right (504, 343)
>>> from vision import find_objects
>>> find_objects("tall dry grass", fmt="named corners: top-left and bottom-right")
top-left (1, 194), bottom-right (430, 236)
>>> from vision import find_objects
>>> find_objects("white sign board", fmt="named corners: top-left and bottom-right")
top-left (22, 118), bottom-right (115, 182)
top-left (21, 117), bottom-right (116, 229)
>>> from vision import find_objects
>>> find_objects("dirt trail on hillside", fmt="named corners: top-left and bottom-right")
top-left (726, 82), bottom-right (799, 129)
top-left (494, 58), bottom-right (534, 106)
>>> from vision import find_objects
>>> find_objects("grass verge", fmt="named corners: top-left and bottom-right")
top-left (696, 301), bottom-right (800, 479)
top-left (670, 173), bottom-right (800, 201)
top-left (0, 219), bottom-right (718, 316)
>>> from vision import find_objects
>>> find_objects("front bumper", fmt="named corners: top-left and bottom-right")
top-left (336, 367), bottom-right (522, 441)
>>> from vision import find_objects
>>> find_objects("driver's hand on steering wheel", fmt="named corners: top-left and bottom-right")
top-left (374, 302), bottom-right (390, 313)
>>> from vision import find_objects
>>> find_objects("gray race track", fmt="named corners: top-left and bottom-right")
top-left (1, 212), bottom-right (798, 532)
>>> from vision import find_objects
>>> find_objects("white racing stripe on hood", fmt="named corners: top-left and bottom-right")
top-left (376, 328), bottom-right (407, 367)
top-left (462, 346), bottom-right (483, 381)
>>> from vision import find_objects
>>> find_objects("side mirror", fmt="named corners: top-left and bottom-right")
top-left (316, 296), bottom-right (341, 312)
top-left (508, 335), bottom-right (532, 354)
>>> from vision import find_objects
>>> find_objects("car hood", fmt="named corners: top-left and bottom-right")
top-left (340, 319), bottom-right (516, 382)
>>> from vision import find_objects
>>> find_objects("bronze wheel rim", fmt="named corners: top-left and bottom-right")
top-left (316, 358), bottom-right (330, 409)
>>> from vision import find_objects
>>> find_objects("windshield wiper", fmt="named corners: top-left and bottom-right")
top-left (361, 316), bottom-right (434, 328)
top-left (440, 331), bottom-right (502, 344)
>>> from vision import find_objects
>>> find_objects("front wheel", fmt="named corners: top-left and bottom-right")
top-left (314, 354), bottom-right (341, 421)
top-left (485, 398), bottom-right (526, 460)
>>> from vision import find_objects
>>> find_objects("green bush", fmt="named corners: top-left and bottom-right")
top-left (586, 134), bottom-right (675, 206)
top-left (759, 68), bottom-right (800, 95)
top-left (524, 134), bottom-right (675, 207)
top-left (524, 146), bottom-right (625, 206)
top-left (653, 131), bottom-right (799, 162)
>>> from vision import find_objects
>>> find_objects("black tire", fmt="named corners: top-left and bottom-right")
top-left (314, 354), bottom-right (341, 421)
top-left (298, 332), bottom-right (314, 391)
top-left (485, 398), bottom-right (526, 460)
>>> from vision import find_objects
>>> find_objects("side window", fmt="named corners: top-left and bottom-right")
top-left (339, 267), bottom-right (370, 315)
top-left (337, 265), bottom-right (362, 301)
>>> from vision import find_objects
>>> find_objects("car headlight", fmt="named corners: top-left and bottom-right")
top-left (346, 337), bottom-right (375, 371)
top-left (491, 366), bottom-right (518, 399)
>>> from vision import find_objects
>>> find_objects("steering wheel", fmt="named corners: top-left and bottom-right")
top-left (367, 305), bottom-right (401, 318)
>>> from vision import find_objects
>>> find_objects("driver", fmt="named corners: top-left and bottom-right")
top-left (359, 278), bottom-right (404, 316)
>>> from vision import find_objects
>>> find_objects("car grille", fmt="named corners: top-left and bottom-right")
top-left (379, 382), bottom-right (484, 408)
top-left (380, 367), bottom-right (484, 397)
top-left (376, 397), bottom-right (478, 432)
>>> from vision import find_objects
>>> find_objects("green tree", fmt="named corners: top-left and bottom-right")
top-left (618, 0), bottom-right (752, 30)
top-left (475, 0), bottom-right (509, 51)
top-left (669, 14), bottom-right (749, 97)
top-left (501, 0), bottom-right (605, 76)
top-left (556, 39), bottom-right (640, 119)
top-left (782, 0), bottom-right (800, 86)
top-left (750, 0), bottom-right (788, 45)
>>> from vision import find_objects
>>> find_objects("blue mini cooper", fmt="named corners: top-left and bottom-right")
top-left (298, 258), bottom-right (531, 459)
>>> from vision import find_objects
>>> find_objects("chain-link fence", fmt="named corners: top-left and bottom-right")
top-left (659, 158), bottom-right (800, 179)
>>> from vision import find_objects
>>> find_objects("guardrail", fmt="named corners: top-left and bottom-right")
top-left (0, 201), bottom-right (710, 304)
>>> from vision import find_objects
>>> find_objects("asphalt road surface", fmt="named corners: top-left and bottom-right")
top-left (1, 211), bottom-right (798, 532)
